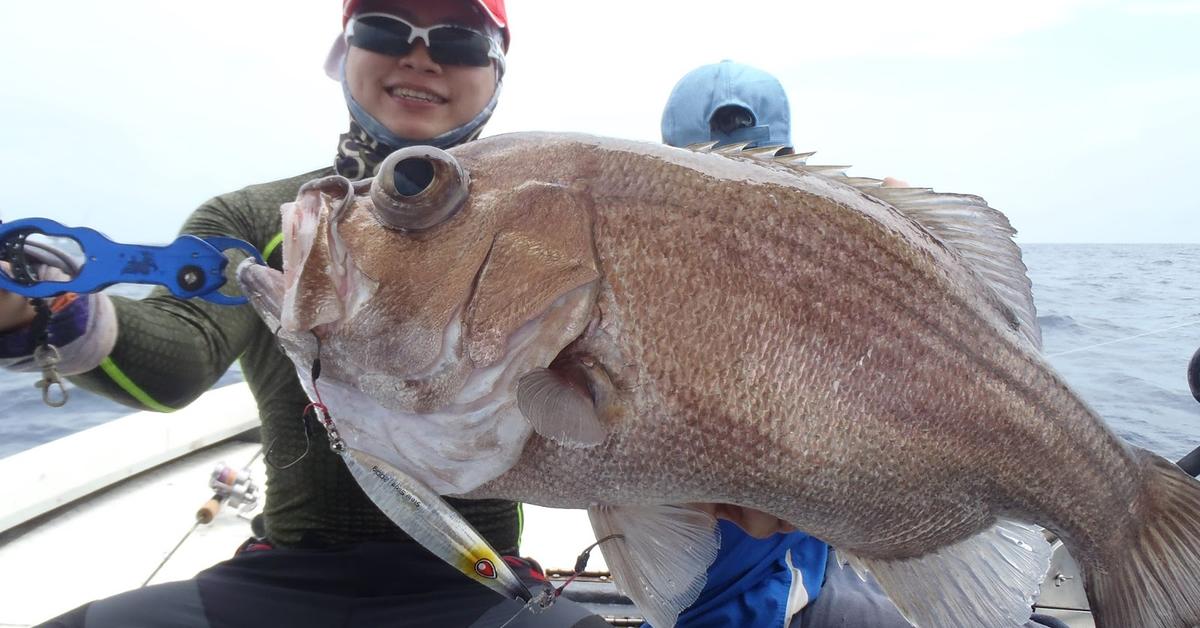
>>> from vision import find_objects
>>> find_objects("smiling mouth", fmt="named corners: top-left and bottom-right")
top-left (387, 86), bottom-right (447, 104)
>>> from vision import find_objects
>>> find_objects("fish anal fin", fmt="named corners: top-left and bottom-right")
top-left (517, 362), bottom-right (608, 448)
top-left (588, 504), bottom-right (721, 628)
top-left (841, 518), bottom-right (1052, 628)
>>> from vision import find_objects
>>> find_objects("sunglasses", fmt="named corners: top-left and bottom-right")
top-left (347, 13), bottom-right (501, 68)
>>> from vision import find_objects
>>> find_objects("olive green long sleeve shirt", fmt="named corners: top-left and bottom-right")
top-left (69, 168), bottom-right (520, 551)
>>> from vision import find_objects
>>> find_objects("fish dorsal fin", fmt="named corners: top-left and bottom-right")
top-left (796, 164), bottom-right (852, 177)
top-left (840, 176), bottom-right (885, 189)
top-left (714, 141), bottom-right (755, 155)
top-left (698, 144), bottom-right (1041, 348)
top-left (741, 144), bottom-right (789, 158)
top-left (775, 150), bottom-right (815, 165)
top-left (758, 148), bottom-right (1040, 349)
top-left (862, 185), bottom-right (1042, 348)
top-left (684, 140), bottom-right (720, 153)
top-left (588, 504), bottom-right (721, 628)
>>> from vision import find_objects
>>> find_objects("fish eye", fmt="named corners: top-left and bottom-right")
top-left (369, 147), bottom-right (468, 232)
top-left (391, 158), bottom-right (435, 197)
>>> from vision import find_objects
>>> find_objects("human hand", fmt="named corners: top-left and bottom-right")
top-left (0, 262), bottom-right (37, 333)
top-left (689, 503), bottom-right (797, 539)
top-left (882, 177), bottom-right (910, 188)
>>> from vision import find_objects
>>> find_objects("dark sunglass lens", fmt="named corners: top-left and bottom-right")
top-left (349, 16), bottom-right (415, 57)
top-left (428, 27), bottom-right (493, 67)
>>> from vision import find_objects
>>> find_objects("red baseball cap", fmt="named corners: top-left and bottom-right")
top-left (341, 0), bottom-right (509, 51)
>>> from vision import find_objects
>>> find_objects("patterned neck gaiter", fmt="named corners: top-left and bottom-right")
top-left (334, 120), bottom-right (392, 180)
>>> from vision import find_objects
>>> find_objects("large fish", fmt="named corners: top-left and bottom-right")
top-left (236, 133), bottom-right (1200, 628)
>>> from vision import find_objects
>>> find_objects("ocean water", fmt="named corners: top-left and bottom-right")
top-left (1022, 244), bottom-right (1200, 460)
top-left (1, 244), bottom-right (1198, 461)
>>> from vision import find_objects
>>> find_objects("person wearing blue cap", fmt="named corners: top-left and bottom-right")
top-left (662, 60), bottom-right (794, 153)
top-left (658, 60), bottom-right (915, 628)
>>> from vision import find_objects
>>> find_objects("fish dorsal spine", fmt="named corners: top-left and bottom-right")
top-left (692, 143), bottom-right (1042, 350)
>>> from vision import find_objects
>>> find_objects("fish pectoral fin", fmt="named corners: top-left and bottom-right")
top-left (839, 518), bottom-right (1052, 628)
top-left (516, 366), bottom-right (608, 448)
top-left (587, 504), bottom-right (721, 628)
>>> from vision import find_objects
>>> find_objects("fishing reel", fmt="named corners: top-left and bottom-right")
top-left (196, 463), bottom-right (260, 524)
top-left (210, 463), bottom-right (259, 510)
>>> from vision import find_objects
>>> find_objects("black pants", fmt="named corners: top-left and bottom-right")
top-left (40, 542), bottom-right (610, 628)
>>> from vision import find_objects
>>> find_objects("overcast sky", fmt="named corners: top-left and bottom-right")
top-left (1, 0), bottom-right (1197, 243)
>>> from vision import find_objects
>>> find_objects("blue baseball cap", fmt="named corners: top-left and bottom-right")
top-left (661, 60), bottom-right (791, 150)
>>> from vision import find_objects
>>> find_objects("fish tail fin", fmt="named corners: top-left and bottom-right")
top-left (1084, 452), bottom-right (1200, 628)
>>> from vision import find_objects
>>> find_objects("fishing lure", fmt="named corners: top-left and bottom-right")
top-left (302, 358), bottom-right (551, 611)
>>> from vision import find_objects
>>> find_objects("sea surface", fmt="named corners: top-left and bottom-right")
top-left (1, 244), bottom-right (1198, 461)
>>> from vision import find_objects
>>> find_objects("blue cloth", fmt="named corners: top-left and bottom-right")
top-left (642, 520), bottom-right (829, 628)
top-left (661, 60), bottom-right (792, 150)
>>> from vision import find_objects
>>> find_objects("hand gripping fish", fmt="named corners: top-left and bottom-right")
top-left (236, 133), bottom-right (1200, 628)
